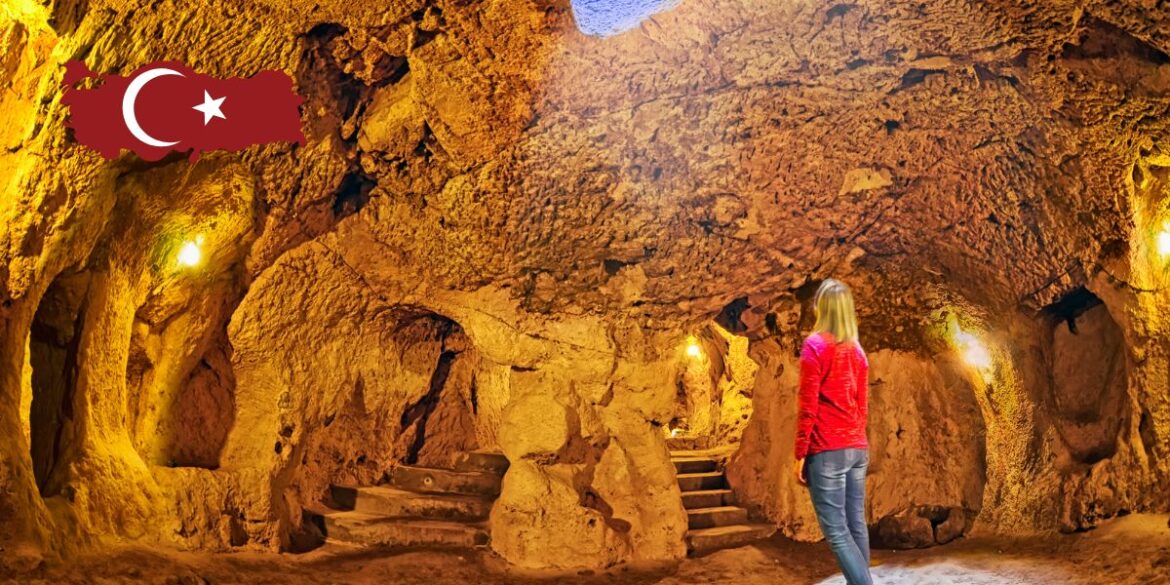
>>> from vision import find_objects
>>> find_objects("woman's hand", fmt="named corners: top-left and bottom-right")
top-left (795, 458), bottom-right (808, 486)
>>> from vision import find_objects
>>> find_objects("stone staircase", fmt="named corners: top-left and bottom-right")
top-left (672, 451), bottom-right (775, 554)
top-left (318, 451), bottom-right (508, 550)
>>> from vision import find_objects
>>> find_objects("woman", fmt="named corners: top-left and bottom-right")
top-left (794, 279), bottom-right (873, 585)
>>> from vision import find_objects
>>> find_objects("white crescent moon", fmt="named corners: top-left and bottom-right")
top-left (122, 68), bottom-right (184, 147)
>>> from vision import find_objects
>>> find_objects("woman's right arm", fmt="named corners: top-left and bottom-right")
top-left (857, 349), bottom-right (870, 424)
top-left (794, 338), bottom-right (822, 461)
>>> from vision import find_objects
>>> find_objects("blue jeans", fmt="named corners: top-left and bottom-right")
top-left (807, 448), bottom-right (873, 585)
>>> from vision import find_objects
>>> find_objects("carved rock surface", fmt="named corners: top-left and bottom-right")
top-left (0, 0), bottom-right (1168, 573)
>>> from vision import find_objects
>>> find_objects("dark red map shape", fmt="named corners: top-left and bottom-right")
top-left (61, 60), bottom-right (305, 161)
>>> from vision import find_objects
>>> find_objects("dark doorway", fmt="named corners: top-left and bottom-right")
top-left (28, 272), bottom-right (89, 497)
top-left (1043, 287), bottom-right (1129, 465)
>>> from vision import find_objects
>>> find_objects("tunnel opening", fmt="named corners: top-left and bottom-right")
top-left (168, 342), bottom-right (237, 469)
top-left (1042, 288), bottom-right (1129, 466)
top-left (666, 320), bottom-right (758, 452)
top-left (295, 307), bottom-right (510, 553)
top-left (124, 322), bottom-right (238, 470)
top-left (124, 271), bottom-right (244, 471)
top-left (300, 308), bottom-right (503, 509)
top-left (396, 311), bottom-right (480, 468)
top-left (27, 271), bottom-right (90, 498)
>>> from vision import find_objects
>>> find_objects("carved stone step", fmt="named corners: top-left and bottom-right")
top-left (682, 489), bottom-right (734, 510)
top-left (330, 485), bottom-right (492, 521)
top-left (453, 451), bottom-right (510, 475)
top-left (677, 471), bottom-right (725, 492)
top-left (687, 505), bottom-right (749, 529)
top-left (686, 523), bottom-right (776, 555)
top-left (323, 511), bottom-right (489, 548)
top-left (388, 465), bottom-right (502, 497)
top-left (671, 457), bottom-right (718, 474)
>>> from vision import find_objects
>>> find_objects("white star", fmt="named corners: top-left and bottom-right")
top-left (192, 90), bottom-right (226, 125)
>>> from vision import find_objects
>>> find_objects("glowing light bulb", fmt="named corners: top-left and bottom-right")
top-left (685, 336), bottom-right (702, 358)
top-left (1157, 229), bottom-right (1170, 257)
top-left (177, 236), bottom-right (204, 268)
top-left (670, 427), bottom-right (681, 438)
top-left (954, 330), bottom-right (992, 371)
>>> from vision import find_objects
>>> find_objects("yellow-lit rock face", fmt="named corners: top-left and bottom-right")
top-left (667, 323), bottom-right (757, 449)
top-left (499, 395), bottom-right (572, 462)
top-left (1, 0), bottom-right (1169, 573)
top-left (728, 344), bottom-right (986, 542)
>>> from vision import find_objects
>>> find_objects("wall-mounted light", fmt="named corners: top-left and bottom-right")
top-left (1156, 227), bottom-right (1170, 258)
top-left (954, 329), bottom-right (992, 372)
top-left (177, 235), bottom-right (205, 268)
top-left (685, 335), bottom-right (702, 358)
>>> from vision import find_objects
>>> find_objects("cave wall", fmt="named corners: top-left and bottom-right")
top-left (726, 334), bottom-right (986, 545)
top-left (726, 272), bottom-right (1169, 547)
top-left (0, 0), bottom-right (1169, 573)
top-left (969, 301), bottom-right (1163, 536)
top-left (217, 231), bottom-right (689, 567)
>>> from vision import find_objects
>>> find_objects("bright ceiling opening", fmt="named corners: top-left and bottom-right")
top-left (570, 0), bottom-right (679, 37)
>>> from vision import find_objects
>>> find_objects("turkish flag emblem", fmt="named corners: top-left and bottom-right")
top-left (61, 61), bottom-right (305, 161)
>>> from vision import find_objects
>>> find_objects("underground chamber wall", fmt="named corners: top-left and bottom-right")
top-left (722, 288), bottom-right (990, 549)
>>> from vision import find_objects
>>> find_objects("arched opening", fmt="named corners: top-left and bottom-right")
top-left (1043, 287), bottom-right (1129, 465)
top-left (303, 309), bottom-right (493, 487)
top-left (27, 271), bottom-right (90, 497)
top-left (123, 273), bottom-right (244, 471)
top-left (125, 321), bottom-right (237, 470)
top-left (298, 307), bottom-right (510, 552)
top-left (166, 341), bottom-right (237, 469)
top-left (666, 321), bottom-right (757, 451)
top-left (395, 311), bottom-right (484, 468)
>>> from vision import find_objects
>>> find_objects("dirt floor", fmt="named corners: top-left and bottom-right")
top-left (3, 514), bottom-right (1168, 585)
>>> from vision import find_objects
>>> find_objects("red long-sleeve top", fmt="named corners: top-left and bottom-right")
top-left (794, 331), bottom-right (869, 460)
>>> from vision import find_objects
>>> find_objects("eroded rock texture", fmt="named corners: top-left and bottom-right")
top-left (1, 0), bottom-right (1169, 573)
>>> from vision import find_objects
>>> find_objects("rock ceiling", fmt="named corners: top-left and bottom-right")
top-left (2, 0), bottom-right (1168, 344)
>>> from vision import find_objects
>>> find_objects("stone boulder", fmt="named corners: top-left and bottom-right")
top-left (489, 460), bottom-right (629, 570)
top-left (873, 509), bottom-right (935, 549)
top-left (935, 508), bottom-right (969, 545)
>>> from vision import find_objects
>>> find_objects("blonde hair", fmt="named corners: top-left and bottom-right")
top-left (813, 279), bottom-right (859, 343)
